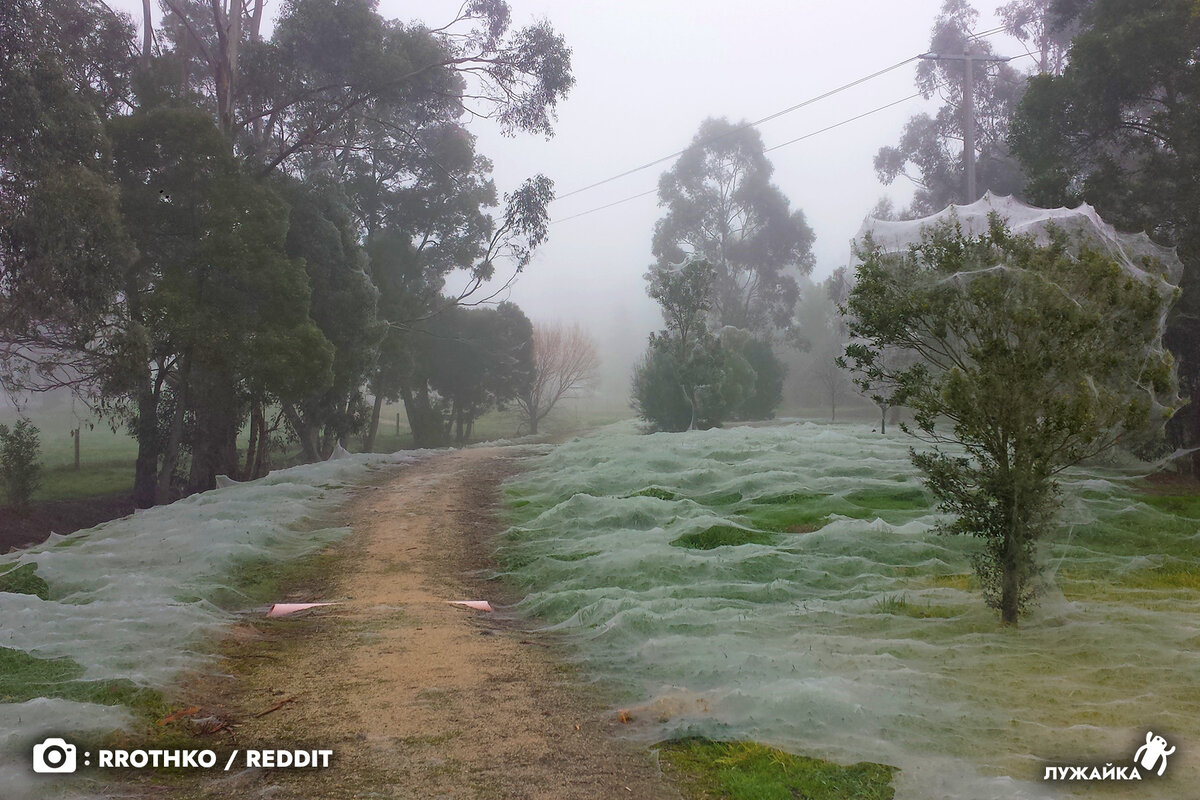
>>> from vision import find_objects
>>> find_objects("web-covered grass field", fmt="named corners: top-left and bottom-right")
top-left (499, 422), bottom-right (1200, 799)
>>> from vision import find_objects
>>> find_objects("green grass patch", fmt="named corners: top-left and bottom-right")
top-left (671, 525), bottom-right (777, 550)
top-left (0, 563), bottom-right (50, 599)
top-left (753, 491), bottom-right (825, 506)
top-left (629, 487), bottom-right (681, 501)
top-left (1121, 562), bottom-right (1200, 592)
top-left (1138, 494), bottom-right (1200, 518)
top-left (871, 593), bottom-right (959, 619)
top-left (0, 646), bottom-right (169, 719)
top-left (659, 738), bottom-right (896, 800)
top-left (200, 548), bottom-right (346, 609)
top-left (844, 488), bottom-right (929, 511)
top-left (547, 551), bottom-right (600, 562)
top-left (694, 490), bottom-right (744, 507)
top-left (921, 573), bottom-right (976, 591)
top-left (34, 460), bottom-right (135, 502)
top-left (737, 492), bottom-right (831, 533)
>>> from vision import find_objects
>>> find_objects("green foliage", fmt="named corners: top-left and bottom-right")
top-left (842, 219), bottom-right (1179, 622)
top-left (653, 117), bottom-right (814, 333)
top-left (634, 258), bottom-right (778, 431)
top-left (277, 177), bottom-right (379, 459)
top-left (1010, 0), bottom-right (1200, 458)
top-left (0, 419), bottom-right (42, 509)
top-left (404, 300), bottom-right (536, 445)
top-left (0, 563), bottom-right (50, 599)
top-left (670, 525), bottom-right (777, 550)
top-left (659, 738), bottom-right (896, 800)
top-left (734, 337), bottom-right (786, 421)
top-left (0, 0), bottom-right (135, 398)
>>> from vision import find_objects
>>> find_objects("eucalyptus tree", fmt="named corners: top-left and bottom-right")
top-left (106, 107), bottom-right (332, 501)
top-left (652, 118), bottom-right (815, 334)
top-left (0, 0), bottom-right (135, 400)
top-left (873, 0), bottom-right (1068, 216)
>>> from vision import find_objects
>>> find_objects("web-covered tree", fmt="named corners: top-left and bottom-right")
top-left (842, 214), bottom-right (1179, 624)
top-left (1010, 0), bottom-right (1200, 466)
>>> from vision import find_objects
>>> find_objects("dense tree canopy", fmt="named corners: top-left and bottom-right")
top-left (0, 0), bottom-right (573, 504)
top-left (1011, 0), bottom-right (1200, 459)
top-left (652, 118), bottom-right (814, 334)
top-left (842, 218), bottom-right (1179, 623)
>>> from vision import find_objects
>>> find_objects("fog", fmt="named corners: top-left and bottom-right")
top-left (109, 0), bottom-right (1028, 408)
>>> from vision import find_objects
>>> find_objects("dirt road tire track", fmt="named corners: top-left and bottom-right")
top-left (175, 446), bottom-right (681, 800)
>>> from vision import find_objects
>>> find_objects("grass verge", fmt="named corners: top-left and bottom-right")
top-left (659, 738), bottom-right (897, 800)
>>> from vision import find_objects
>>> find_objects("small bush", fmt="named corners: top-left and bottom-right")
top-left (0, 419), bottom-right (42, 510)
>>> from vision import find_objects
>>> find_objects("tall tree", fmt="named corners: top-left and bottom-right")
top-left (0, 0), bottom-right (135, 401)
top-left (106, 107), bottom-right (332, 503)
top-left (1010, 0), bottom-right (1200, 462)
top-left (873, 0), bottom-right (1067, 216)
top-left (424, 301), bottom-right (534, 445)
top-left (652, 117), bottom-right (815, 334)
top-left (276, 177), bottom-right (381, 462)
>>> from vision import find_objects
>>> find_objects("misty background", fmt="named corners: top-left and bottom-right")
top-left (31, 0), bottom-right (1031, 414)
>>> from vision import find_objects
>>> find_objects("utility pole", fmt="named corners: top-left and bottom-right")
top-left (919, 49), bottom-right (1012, 204)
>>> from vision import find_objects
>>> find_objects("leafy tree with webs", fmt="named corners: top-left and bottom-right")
top-left (841, 215), bottom-right (1179, 624)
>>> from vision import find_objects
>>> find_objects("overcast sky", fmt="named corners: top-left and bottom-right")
top-left (115, 0), bottom-right (1028, 394)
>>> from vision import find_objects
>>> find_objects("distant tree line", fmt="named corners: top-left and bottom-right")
top-left (0, 0), bottom-right (576, 506)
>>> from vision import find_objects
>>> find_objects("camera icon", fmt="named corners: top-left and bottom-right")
top-left (32, 738), bottom-right (77, 773)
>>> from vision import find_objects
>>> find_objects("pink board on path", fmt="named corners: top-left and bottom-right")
top-left (267, 602), bottom-right (338, 617)
top-left (447, 600), bottom-right (493, 612)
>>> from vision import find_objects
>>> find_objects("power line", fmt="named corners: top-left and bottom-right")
top-left (763, 91), bottom-right (924, 153)
top-left (551, 189), bottom-right (658, 225)
top-left (552, 25), bottom-right (1018, 205)
top-left (552, 91), bottom-right (927, 226)
top-left (549, 32), bottom-right (1033, 226)
top-left (554, 55), bottom-right (922, 202)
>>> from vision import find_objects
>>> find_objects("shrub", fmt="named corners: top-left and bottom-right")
top-left (0, 419), bottom-right (42, 510)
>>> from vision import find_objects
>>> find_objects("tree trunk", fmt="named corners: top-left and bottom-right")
top-left (140, 0), bottom-right (152, 69)
top-left (283, 403), bottom-right (321, 462)
top-left (880, 405), bottom-right (887, 435)
top-left (188, 369), bottom-right (240, 493)
top-left (453, 406), bottom-right (465, 445)
top-left (210, 0), bottom-right (244, 136)
top-left (1000, 535), bottom-right (1021, 626)
top-left (155, 356), bottom-right (191, 504)
top-left (132, 377), bottom-right (159, 509)
top-left (364, 393), bottom-right (384, 452)
top-left (155, 396), bottom-right (186, 504)
top-left (400, 384), bottom-right (447, 448)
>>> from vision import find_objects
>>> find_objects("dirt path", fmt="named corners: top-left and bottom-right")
top-left (179, 446), bottom-right (681, 800)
